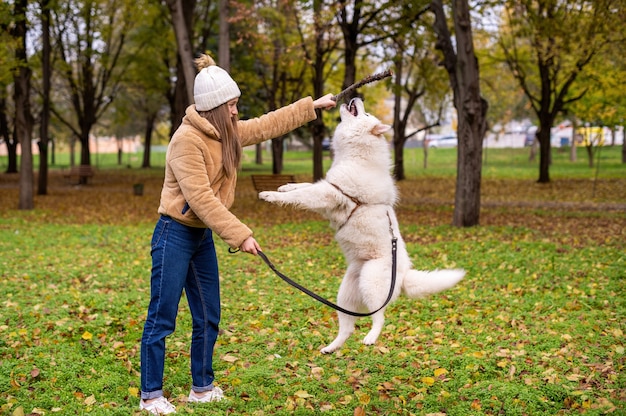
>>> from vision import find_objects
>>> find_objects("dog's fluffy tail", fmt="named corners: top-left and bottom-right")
top-left (401, 269), bottom-right (465, 299)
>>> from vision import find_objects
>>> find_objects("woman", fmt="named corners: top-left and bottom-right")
top-left (139, 54), bottom-right (336, 414)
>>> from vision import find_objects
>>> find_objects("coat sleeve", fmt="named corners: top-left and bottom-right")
top-left (237, 97), bottom-right (317, 147)
top-left (168, 136), bottom-right (253, 248)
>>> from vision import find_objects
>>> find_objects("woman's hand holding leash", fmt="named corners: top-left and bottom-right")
top-left (240, 236), bottom-right (261, 255)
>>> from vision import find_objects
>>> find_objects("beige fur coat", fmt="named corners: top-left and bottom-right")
top-left (158, 98), bottom-right (316, 248)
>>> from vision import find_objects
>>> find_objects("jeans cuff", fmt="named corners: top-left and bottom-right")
top-left (191, 383), bottom-right (214, 393)
top-left (141, 389), bottom-right (164, 400)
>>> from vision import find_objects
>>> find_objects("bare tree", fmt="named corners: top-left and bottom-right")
top-left (431, 0), bottom-right (488, 227)
top-left (51, 0), bottom-right (135, 180)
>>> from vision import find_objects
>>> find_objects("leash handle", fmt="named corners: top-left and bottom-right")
top-left (257, 238), bottom-right (397, 317)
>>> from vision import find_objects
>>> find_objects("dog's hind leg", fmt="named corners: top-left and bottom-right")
top-left (359, 258), bottom-right (400, 347)
top-left (321, 266), bottom-right (361, 354)
top-left (320, 311), bottom-right (357, 354)
top-left (363, 309), bottom-right (386, 346)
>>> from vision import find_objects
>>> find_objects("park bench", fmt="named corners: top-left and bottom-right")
top-left (64, 165), bottom-right (95, 184)
top-left (251, 174), bottom-right (296, 192)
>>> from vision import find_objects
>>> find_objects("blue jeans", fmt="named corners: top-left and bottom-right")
top-left (141, 215), bottom-right (221, 400)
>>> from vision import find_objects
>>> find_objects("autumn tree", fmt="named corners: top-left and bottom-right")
top-left (335, 0), bottom-right (397, 101)
top-left (297, 0), bottom-right (341, 181)
top-left (231, 0), bottom-right (310, 174)
top-left (51, 0), bottom-right (139, 181)
top-left (431, 0), bottom-right (488, 227)
top-left (107, 2), bottom-right (174, 169)
top-left (497, 0), bottom-right (624, 183)
top-left (568, 32), bottom-right (626, 166)
top-left (474, 24), bottom-right (530, 146)
top-left (386, 1), bottom-right (448, 180)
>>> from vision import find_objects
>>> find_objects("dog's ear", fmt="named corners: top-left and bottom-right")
top-left (371, 123), bottom-right (391, 136)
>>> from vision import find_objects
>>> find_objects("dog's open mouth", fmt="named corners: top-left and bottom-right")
top-left (348, 98), bottom-right (358, 116)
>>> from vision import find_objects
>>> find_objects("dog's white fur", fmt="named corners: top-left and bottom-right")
top-left (259, 98), bottom-right (464, 353)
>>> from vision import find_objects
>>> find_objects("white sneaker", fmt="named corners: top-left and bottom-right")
top-left (188, 386), bottom-right (225, 403)
top-left (139, 396), bottom-right (176, 414)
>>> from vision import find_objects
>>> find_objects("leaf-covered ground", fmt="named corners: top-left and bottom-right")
top-left (0, 165), bottom-right (624, 415)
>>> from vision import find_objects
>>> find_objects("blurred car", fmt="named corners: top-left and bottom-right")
top-left (524, 126), bottom-right (537, 146)
top-left (322, 138), bottom-right (331, 150)
top-left (426, 135), bottom-right (458, 148)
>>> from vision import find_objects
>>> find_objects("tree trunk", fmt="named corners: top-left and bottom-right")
top-left (271, 137), bottom-right (284, 174)
top-left (166, 0), bottom-right (195, 105)
top-left (0, 98), bottom-right (18, 174)
top-left (142, 113), bottom-right (157, 168)
top-left (13, 0), bottom-right (34, 209)
top-left (38, 0), bottom-right (52, 195)
top-left (570, 119), bottom-right (577, 162)
top-left (218, 0), bottom-right (230, 70)
top-left (311, 0), bottom-right (327, 182)
top-left (337, 0), bottom-right (359, 100)
top-left (392, 55), bottom-right (406, 181)
top-left (170, 58), bottom-right (188, 136)
top-left (79, 131), bottom-right (91, 184)
top-left (432, 0), bottom-right (487, 227)
top-left (255, 143), bottom-right (263, 164)
top-left (537, 120), bottom-right (552, 183)
top-left (586, 145), bottom-right (594, 168)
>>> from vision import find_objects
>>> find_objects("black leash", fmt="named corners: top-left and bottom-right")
top-left (254, 237), bottom-right (397, 317)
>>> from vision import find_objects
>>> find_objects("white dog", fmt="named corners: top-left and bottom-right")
top-left (259, 98), bottom-right (464, 353)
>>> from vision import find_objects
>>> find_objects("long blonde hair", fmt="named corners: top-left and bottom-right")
top-left (198, 105), bottom-right (241, 178)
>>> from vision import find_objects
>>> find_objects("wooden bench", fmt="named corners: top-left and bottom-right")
top-left (64, 165), bottom-right (95, 184)
top-left (251, 174), bottom-right (296, 192)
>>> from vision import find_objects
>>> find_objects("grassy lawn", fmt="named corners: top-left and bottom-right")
top-left (0, 146), bottom-right (624, 415)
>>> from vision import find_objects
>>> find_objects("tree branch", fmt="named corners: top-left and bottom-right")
top-left (332, 69), bottom-right (393, 102)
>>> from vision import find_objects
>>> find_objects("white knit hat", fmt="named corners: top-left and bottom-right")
top-left (193, 54), bottom-right (241, 111)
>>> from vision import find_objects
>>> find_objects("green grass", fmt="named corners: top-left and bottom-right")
top-left (0, 218), bottom-right (623, 415)
top-left (241, 145), bottom-right (623, 180)
top-left (0, 146), bottom-right (624, 415)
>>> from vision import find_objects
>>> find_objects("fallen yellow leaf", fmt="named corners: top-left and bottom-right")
top-left (294, 390), bottom-right (313, 398)
top-left (421, 376), bottom-right (435, 386)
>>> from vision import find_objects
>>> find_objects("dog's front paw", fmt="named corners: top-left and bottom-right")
top-left (258, 191), bottom-right (279, 203)
top-left (277, 183), bottom-right (297, 192)
top-left (362, 333), bottom-right (379, 346)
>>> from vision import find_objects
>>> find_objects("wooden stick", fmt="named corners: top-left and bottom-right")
top-left (332, 69), bottom-right (393, 102)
